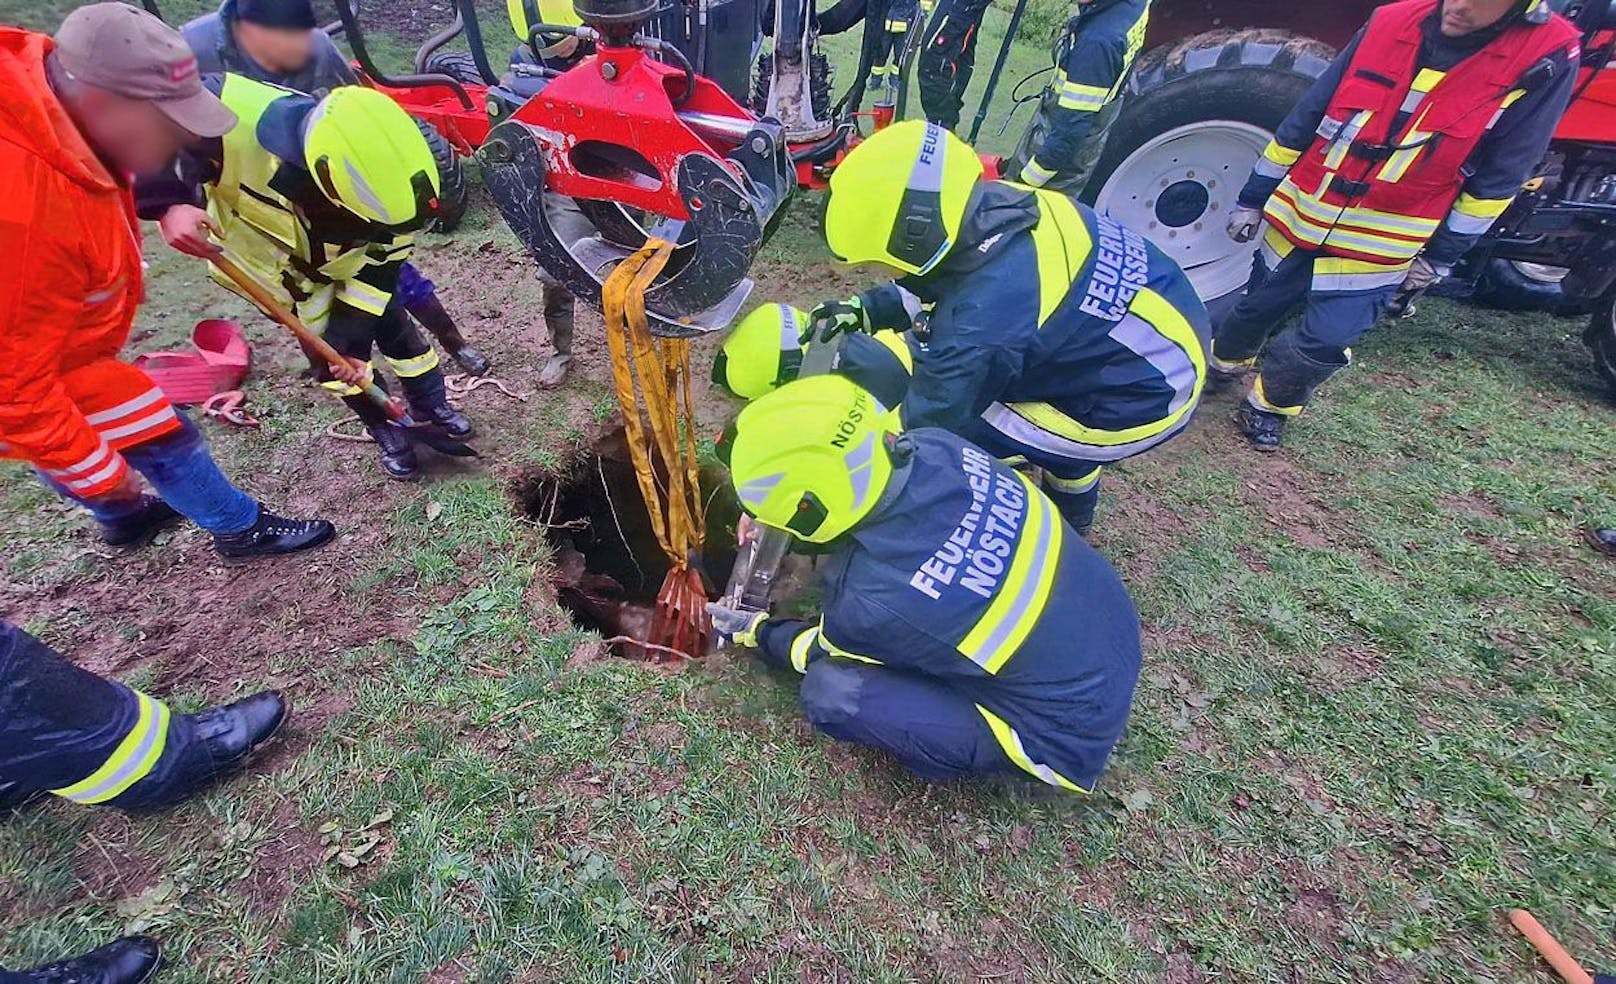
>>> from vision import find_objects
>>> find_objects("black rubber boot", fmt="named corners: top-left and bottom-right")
top-left (12, 936), bottom-right (162, 983)
top-left (1237, 405), bottom-right (1288, 453)
top-left (408, 294), bottom-right (492, 376)
top-left (401, 372), bottom-right (474, 441)
top-left (109, 693), bottom-right (288, 813)
top-left (212, 510), bottom-right (337, 560)
top-left (97, 496), bottom-right (182, 548)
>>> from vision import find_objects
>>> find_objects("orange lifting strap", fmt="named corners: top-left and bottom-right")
top-left (600, 241), bottom-right (711, 659)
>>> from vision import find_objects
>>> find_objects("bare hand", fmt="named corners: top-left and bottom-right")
top-left (1227, 206), bottom-right (1263, 244)
top-left (159, 205), bottom-right (222, 258)
top-left (736, 513), bottom-right (760, 547)
top-left (327, 357), bottom-right (371, 388)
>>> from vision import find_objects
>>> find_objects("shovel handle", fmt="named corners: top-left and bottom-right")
top-left (209, 255), bottom-right (401, 418)
top-left (1510, 910), bottom-right (1595, 984)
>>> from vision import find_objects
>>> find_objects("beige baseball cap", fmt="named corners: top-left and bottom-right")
top-left (54, 3), bottom-right (236, 138)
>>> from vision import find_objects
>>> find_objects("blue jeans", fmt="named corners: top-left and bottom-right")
top-left (42, 415), bottom-right (259, 535)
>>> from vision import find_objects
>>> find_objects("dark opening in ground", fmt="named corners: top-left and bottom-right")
top-left (513, 423), bottom-right (741, 658)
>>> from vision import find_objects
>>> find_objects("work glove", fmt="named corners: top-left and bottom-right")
top-left (809, 296), bottom-right (870, 341)
top-left (1402, 255), bottom-right (1451, 293)
top-left (706, 603), bottom-right (766, 648)
top-left (1227, 206), bottom-right (1263, 244)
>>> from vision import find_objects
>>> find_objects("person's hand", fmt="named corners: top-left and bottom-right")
top-left (706, 603), bottom-right (766, 648)
top-left (1226, 206), bottom-right (1263, 244)
top-left (327, 356), bottom-right (371, 388)
top-left (736, 513), bottom-right (760, 547)
top-left (159, 204), bottom-right (222, 258)
top-left (91, 468), bottom-right (145, 505)
top-left (1402, 255), bottom-right (1451, 293)
top-left (809, 297), bottom-right (869, 341)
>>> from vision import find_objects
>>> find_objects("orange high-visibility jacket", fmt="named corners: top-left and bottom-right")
top-left (0, 29), bottom-right (182, 499)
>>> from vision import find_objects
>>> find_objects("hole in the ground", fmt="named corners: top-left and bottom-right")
top-left (513, 423), bottom-right (741, 659)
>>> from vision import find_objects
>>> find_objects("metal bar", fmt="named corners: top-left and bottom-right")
top-left (968, 0), bottom-right (1029, 144)
top-left (333, 0), bottom-right (477, 109)
top-left (455, 0), bottom-right (503, 85)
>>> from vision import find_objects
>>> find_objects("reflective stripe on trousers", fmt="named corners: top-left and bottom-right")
top-left (49, 690), bottom-right (170, 804)
top-left (956, 472), bottom-right (1062, 674)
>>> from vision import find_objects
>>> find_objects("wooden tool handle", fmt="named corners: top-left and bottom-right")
top-left (1511, 910), bottom-right (1594, 984)
top-left (210, 255), bottom-right (346, 366)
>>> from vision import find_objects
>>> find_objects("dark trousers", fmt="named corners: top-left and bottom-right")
top-left (917, 0), bottom-right (994, 130)
top-left (319, 300), bottom-right (448, 422)
top-left (800, 658), bottom-right (1019, 781)
top-left (1213, 246), bottom-right (1402, 413)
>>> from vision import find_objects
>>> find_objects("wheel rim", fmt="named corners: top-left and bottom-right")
top-left (1095, 121), bottom-right (1272, 303)
top-left (1509, 260), bottom-right (1570, 286)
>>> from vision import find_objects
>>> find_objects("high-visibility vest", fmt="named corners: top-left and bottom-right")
top-left (1265, 0), bottom-right (1578, 265)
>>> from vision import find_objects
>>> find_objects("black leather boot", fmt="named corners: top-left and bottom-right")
top-left (1237, 405), bottom-right (1288, 452)
top-left (110, 693), bottom-right (288, 813)
top-left (97, 496), bottom-right (182, 548)
top-left (1584, 527), bottom-right (1616, 557)
top-left (401, 372), bottom-right (474, 441)
top-left (408, 294), bottom-right (491, 376)
top-left (12, 936), bottom-right (162, 983)
top-left (212, 510), bottom-right (337, 560)
top-left (371, 422), bottom-right (422, 479)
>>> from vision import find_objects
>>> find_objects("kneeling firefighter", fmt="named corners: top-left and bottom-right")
top-left (806, 120), bottom-right (1210, 532)
top-left (707, 375), bottom-right (1143, 791)
top-left (137, 79), bottom-right (474, 480)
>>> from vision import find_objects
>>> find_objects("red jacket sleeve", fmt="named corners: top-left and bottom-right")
top-left (0, 145), bottom-right (129, 496)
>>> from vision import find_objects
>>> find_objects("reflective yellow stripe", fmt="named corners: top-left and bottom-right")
top-left (1019, 158), bottom-right (1057, 188)
top-left (1311, 256), bottom-right (1411, 292)
top-left (1324, 110), bottom-right (1373, 170)
top-left (957, 473), bottom-right (1061, 674)
top-left (789, 626), bottom-right (820, 673)
top-left (1249, 375), bottom-right (1304, 416)
top-left (1447, 192), bottom-right (1513, 235)
top-left (1045, 466), bottom-right (1101, 495)
top-left (998, 288), bottom-right (1204, 450)
top-left (1057, 81), bottom-right (1110, 112)
top-left (50, 691), bottom-right (170, 804)
top-left (1266, 189), bottom-right (1434, 261)
top-left (319, 360), bottom-right (374, 397)
top-left (386, 348), bottom-right (441, 378)
top-left (336, 278), bottom-right (391, 316)
top-left (1028, 191), bottom-right (1093, 327)
top-left (1488, 88), bottom-right (1527, 129)
top-left (1254, 140), bottom-right (1301, 179)
top-left (975, 704), bottom-right (1089, 792)
top-left (819, 621), bottom-right (883, 666)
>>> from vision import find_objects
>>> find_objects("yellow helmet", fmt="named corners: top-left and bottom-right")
top-left (721, 375), bottom-right (898, 543)
top-left (822, 120), bottom-right (984, 276)
top-left (303, 87), bottom-right (440, 228)
top-left (712, 303), bottom-right (809, 400)
top-left (509, 0), bottom-right (583, 57)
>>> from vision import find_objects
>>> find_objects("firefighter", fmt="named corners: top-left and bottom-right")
top-left (1004, 0), bottom-right (1150, 196)
top-left (0, 621), bottom-right (287, 981)
top-left (865, 0), bottom-right (922, 109)
top-left (712, 302), bottom-right (916, 411)
top-left (1213, 0), bottom-right (1581, 451)
top-left (171, 0), bottom-right (493, 377)
top-left (0, 4), bottom-right (334, 560)
top-left (506, 0), bottom-right (595, 388)
top-left (915, 0), bottom-right (992, 131)
top-left (138, 80), bottom-right (477, 481)
top-left (808, 120), bottom-right (1210, 533)
top-left (706, 376), bottom-right (1143, 791)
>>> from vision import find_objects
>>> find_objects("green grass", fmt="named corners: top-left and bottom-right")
top-left (2, 1), bottom-right (1614, 980)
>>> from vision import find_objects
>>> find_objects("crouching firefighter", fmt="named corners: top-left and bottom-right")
top-left (137, 78), bottom-right (476, 480)
top-left (1214, 0), bottom-right (1580, 451)
top-left (712, 301), bottom-right (916, 411)
top-left (1004, 0), bottom-right (1150, 196)
top-left (707, 376), bottom-right (1143, 791)
top-left (810, 120), bottom-right (1211, 533)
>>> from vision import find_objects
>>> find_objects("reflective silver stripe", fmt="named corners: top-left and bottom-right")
top-left (98, 405), bottom-right (178, 442)
top-left (1311, 268), bottom-right (1410, 292)
top-left (48, 437), bottom-right (113, 479)
top-left (843, 431), bottom-right (878, 512)
top-left (1020, 158), bottom-right (1056, 188)
top-left (738, 472), bottom-right (785, 510)
top-left (981, 402), bottom-right (1192, 462)
top-left (62, 455), bottom-right (125, 493)
top-left (961, 493), bottom-right (1053, 670)
top-left (51, 693), bottom-right (170, 804)
top-left (1316, 116), bottom-right (1344, 140)
top-left (1446, 209), bottom-right (1497, 236)
top-left (1400, 89), bottom-right (1426, 114)
top-left (85, 389), bottom-right (165, 426)
top-left (1110, 311), bottom-right (1198, 418)
top-left (1253, 156), bottom-right (1289, 179)
top-left (84, 279), bottom-right (124, 305)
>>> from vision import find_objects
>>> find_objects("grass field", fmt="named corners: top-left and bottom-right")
top-left (2, 1), bottom-right (1615, 981)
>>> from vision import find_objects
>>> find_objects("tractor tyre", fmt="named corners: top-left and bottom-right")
top-left (415, 118), bottom-right (469, 234)
top-left (1088, 30), bottom-right (1337, 309)
top-left (1583, 292), bottom-right (1616, 398)
top-left (1471, 258), bottom-right (1594, 316)
top-left (423, 49), bottom-right (487, 85)
top-left (752, 49), bottom-right (834, 121)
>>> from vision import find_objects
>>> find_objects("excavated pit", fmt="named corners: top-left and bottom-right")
top-left (514, 424), bottom-right (741, 658)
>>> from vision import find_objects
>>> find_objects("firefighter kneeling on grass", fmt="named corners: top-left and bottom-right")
top-left (137, 78), bottom-right (476, 480)
top-left (735, 121), bottom-right (1210, 534)
top-left (1214, 0), bottom-right (1580, 451)
top-left (706, 376), bottom-right (1143, 792)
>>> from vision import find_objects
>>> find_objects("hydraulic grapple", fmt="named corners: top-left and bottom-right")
top-left (482, 0), bottom-right (795, 337)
